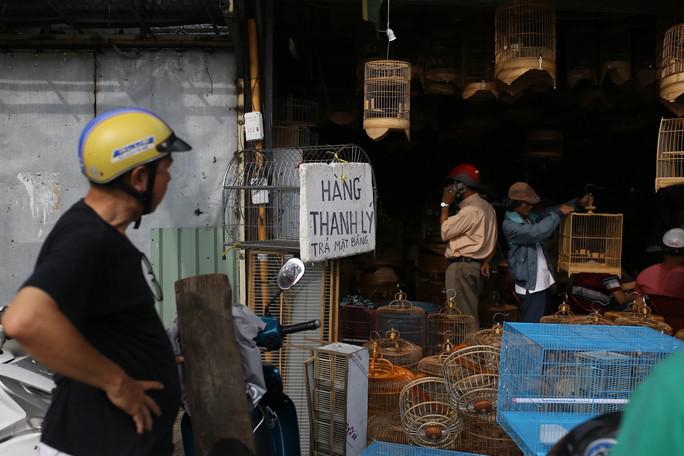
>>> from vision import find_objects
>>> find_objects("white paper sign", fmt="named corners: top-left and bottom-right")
top-left (299, 163), bottom-right (375, 262)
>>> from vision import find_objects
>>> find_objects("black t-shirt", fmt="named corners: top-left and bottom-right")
top-left (23, 200), bottom-right (180, 455)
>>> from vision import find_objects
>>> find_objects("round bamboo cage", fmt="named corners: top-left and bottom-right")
top-left (566, 309), bottom-right (616, 326)
top-left (447, 373), bottom-right (499, 423)
top-left (464, 321), bottom-right (504, 349)
top-left (368, 354), bottom-right (416, 416)
top-left (363, 60), bottom-right (411, 141)
top-left (418, 333), bottom-right (466, 377)
top-left (399, 377), bottom-right (463, 448)
top-left (655, 118), bottom-right (684, 191)
top-left (376, 292), bottom-right (427, 349)
top-left (443, 345), bottom-right (501, 380)
top-left (424, 45), bottom-right (460, 96)
top-left (495, 0), bottom-right (556, 90)
top-left (456, 415), bottom-right (519, 456)
top-left (540, 297), bottom-right (575, 324)
top-left (614, 309), bottom-right (674, 335)
top-left (660, 23), bottom-right (684, 111)
top-left (426, 295), bottom-right (477, 355)
top-left (604, 298), bottom-right (666, 322)
top-left (367, 413), bottom-right (411, 445)
top-left (364, 329), bottom-right (423, 371)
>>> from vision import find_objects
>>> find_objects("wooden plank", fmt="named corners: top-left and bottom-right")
top-left (175, 273), bottom-right (255, 455)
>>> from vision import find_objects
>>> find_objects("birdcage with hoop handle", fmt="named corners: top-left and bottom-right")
top-left (497, 322), bottom-right (683, 455)
top-left (399, 377), bottom-right (463, 449)
top-left (540, 293), bottom-right (575, 324)
top-left (367, 414), bottom-right (411, 446)
top-left (368, 348), bottom-right (416, 417)
top-left (464, 319), bottom-right (505, 349)
top-left (376, 291), bottom-right (427, 349)
top-left (558, 197), bottom-right (623, 277)
top-left (494, 0), bottom-right (556, 87)
top-left (614, 303), bottom-right (674, 335)
top-left (604, 294), bottom-right (666, 322)
top-left (442, 345), bottom-right (500, 400)
top-left (655, 117), bottom-right (684, 191)
top-left (417, 332), bottom-right (465, 377)
top-left (364, 329), bottom-right (423, 371)
top-left (363, 60), bottom-right (411, 141)
top-left (222, 144), bottom-right (375, 248)
top-left (448, 373), bottom-right (500, 423)
top-left (426, 291), bottom-right (477, 355)
top-left (565, 305), bottom-right (616, 326)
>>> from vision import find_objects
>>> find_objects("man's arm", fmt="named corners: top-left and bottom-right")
top-left (3, 286), bottom-right (162, 434)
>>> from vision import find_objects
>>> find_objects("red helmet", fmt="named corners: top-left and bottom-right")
top-left (448, 163), bottom-right (481, 189)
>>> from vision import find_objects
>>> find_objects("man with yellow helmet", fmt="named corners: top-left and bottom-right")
top-left (3, 108), bottom-right (192, 455)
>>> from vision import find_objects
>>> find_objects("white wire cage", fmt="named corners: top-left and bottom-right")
top-left (222, 144), bottom-right (376, 249)
top-left (495, 0), bottom-right (556, 88)
top-left (363, 60), bottom-right (411, 141)
top-left (656, 117), bottom-right (684, 191)
top-left (660, 23), bottom-right (684, 110)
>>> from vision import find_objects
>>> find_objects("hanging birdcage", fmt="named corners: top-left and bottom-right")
top-left (363, 60), bottom-right (411, 141)
top-left (367, 413), bottom-right (411, 445)
top-left (660, 24), bottom-right (684, 115)
top-left (376, 291), bottom-right (427, 349)
top-left (494, 0), bottom-right (556, 91)
top-left (600, 24), bottom-right (632, 85)
top-left (655, 117), bottom-right (684, 191)
top-left (399, 377), bottom-right (463, 448)
top-left (558, 197), bottom-right (623, 277)
top-left (425, 292), bottom-right (477, 356)
top-left (464, 321), bottom-right (505, 349)
top-left (364, 329), bottom-right (423, 371)
top-left (457, 415), bottom-right (519, 456)
top-left (424, 44), bottom-right (460, 96)
top-left (462, 19), bottom-right (498, 101)
top-left (368, 350), bottom-right (416, 417)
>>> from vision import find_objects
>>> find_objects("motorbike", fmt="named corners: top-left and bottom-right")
top-left (548, 412), bottom-right (622, 456)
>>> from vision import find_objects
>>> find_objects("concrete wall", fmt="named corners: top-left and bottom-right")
top-left (0, 49), bottom-right (237, 306)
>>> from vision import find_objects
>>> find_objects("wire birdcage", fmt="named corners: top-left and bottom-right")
top-left (274, 98), bottom-right (318, 126)
top-left (399, 377), bottom-right (463, 449)
top-left (363, 60), bottom-right (411, 141)
top-left (464, 321), bottom-right (505, 349)
top-left (660, 24), bottom-right (684, 111)
top-left (443, 345), bottom-right (501, 382)
top-left (457, 415), bottom-right (518, 456)
top-left (247, 251), bottom-right (338, 454)
top-left (367, 414), bottom-right (411, 445)
top-left (566, 308), bottom-right (616, 326)
top-left (426, 293), bottom-right (477, 355)
top-left (498, 323), bottom-right (683, 455)
top-left (600, 23), bottom-right (631, 85)
top-left (365, 329), bottom-right (423, 371)
top-left (540, 294), bottom-right (575, 324)
top-left (368, 351), bottom-right (416, 417)
top-left (655, 117), bottom-right (684, 191)
top-left (558, 205), bottom-right (623, 277)
top-left (494, 0), bottom-right (556, 88)
top-left (222, 144), bottom-right (375, 247)
top-left (377, 292), bottom-right (427, 349)
top-left (418, 333), bottom-right (465, 377)
top-left (462, 19), bottom-right (498, 101)
top-left (361, 441), bottom-right (483, 456)
top-left (448, 373), bottom-right (499, 423)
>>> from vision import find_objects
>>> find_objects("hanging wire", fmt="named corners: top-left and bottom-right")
top-left (386, 0), bottom-right (391, 60)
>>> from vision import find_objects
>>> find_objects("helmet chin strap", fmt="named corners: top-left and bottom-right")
top-left (115, 161), bottom-right (160, 229)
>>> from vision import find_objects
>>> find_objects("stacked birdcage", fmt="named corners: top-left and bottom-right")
top-left (464, 321), bottom-right (504, 349)
top-left (558, 199), bottom-right (623, 277)
top-left (458, 416), bottom-right (518, 456)
top-left (566, 308), bottom-right (616, 326)
top-left (367, 414), bottom-right (411, 446)
top-left (426, 293), bottom-right (477, 356)
top-left (418, 333), bottom-right (463, 377)
top-left (614, 304), bottom-right (673, 335)
top-left (377, 292), bottom-right (427, 350)
top-left (494, 0), bottom-right (556, 90)
top-left (498, 323), bottom-right (683, 455)
top-left (540, 295), bottom-right (575, 324)
top-left (365, 329), bottom-right (423, 372)
top-left (655, 117), bottom-right (684, 191)
top-left (368, 347), bottom-right (416, 417)
top-left (273, 98), bottom-right (319, 147)
top-left (399, 377), bottom-right (463, 449)
top-left (363, 60), bottom-right (411, 141)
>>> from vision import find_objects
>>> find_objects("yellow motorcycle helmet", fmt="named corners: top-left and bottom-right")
top-left (78, 108), bottom-right (191, 184)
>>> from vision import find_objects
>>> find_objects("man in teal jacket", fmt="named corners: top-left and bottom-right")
top-left (503, 182), bottom-right (588, 322)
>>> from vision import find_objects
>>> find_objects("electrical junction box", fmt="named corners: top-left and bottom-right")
top-left (244, 111), bottom-right (264, 142)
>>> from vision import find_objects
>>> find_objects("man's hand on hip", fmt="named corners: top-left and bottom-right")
top-left (106, 375), bottom-right (163, 434)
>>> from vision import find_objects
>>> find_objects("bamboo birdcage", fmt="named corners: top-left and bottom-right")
top-left (462, 19), bottom-right (498, 101)
top-left (367, 413), bottom-right (411, 445)
top-left (614, 301), bottom-right (674, 335)
top-left (660, 24), bottom-right (684, 115)
top-left (464, 321), bottom-right (505, 349)
top-left (566, 307), bottom-right (616, 326)
top-left (424, 45), bottom-right (460, 96)
top-left (540, 294), bottom-right (575, 324)
top-left (368, 348), bottom-right (416, 417)
top-left (363, 60), bottom-right (411, 141)
top-left (399, 377), bottom-right (463, 448)
top-left (494, 0), bottom-right (556, 90)
top-left (364, 329), bottom-right (423, 371)
top-left (443, 345), bottom-right (501, 383)
top-left (457, 415), bottom-right (518, 456)
top-left (448, 373), bottom-right (499, 423)
top-left (656, 117), bottom-right (684, 191)
top-left (376, 292), bottom-right (426, 349)
top-left (417, 333), bottom-right (464, 377)
top-left (425, 293), bottom-right (477, 356)
top-left (558, 200), bottom-right (623, 277)
top-left (604, 297), bottom-right (666, 323)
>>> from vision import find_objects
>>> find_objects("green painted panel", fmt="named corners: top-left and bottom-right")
top-left (150, 227), bottom-right (238, 327)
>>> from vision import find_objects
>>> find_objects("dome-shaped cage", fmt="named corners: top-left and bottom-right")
top-left (363, 60), bottom-right (411, 141)
top-left (222, 144), bottom-right (375, 248)
top-left (540, 294), bottom-right (576, 324)
top-left (464, 322), bottom-right (505, 349)
top-left (448, 373), bottom-right (499, 423)
top-left (656, 117), bottom-right (684, 191)
top-left (376, 292), bottom-right (427, 349)
top-left (399, 377), bottom-right (463, 448)
top-left (364, 329), bottom-right (423, 371)
top-left (425, 293), bottom-right (477, 356)
top-left (367, 413), bottom-right (411, 445)
top-left (368, 355), bottom-right (416, 417)
top-left (443, 345), bottom-right (501, 383)
top-left (417, 332), bottom-right (466, 377)
top-left (457, 415), bottom-right (519, 456)
top-left (660, 23), bottom-right (684, 115)
top-left (614, 302), bottom-right (674, 335)
top-left (495, 0), bottom-right (556, 92)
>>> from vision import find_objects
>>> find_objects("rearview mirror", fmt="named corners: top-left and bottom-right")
top-left (277, 258), bottom-right (305, 290)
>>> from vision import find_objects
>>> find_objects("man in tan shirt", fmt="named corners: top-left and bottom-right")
top-left (440, 163), bottom-right (497, 326)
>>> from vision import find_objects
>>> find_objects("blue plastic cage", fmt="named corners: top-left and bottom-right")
top-left (361, 441), bottom-right (484, 456)
top-left (497, 322), bottom-right (683, 456)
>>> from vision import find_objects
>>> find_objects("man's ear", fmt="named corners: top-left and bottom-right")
top-left (128, 166), bottom-right (148, 193)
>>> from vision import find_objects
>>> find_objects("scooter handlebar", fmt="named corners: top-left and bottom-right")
top-left (280, 320), bottom-right (321, 336)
